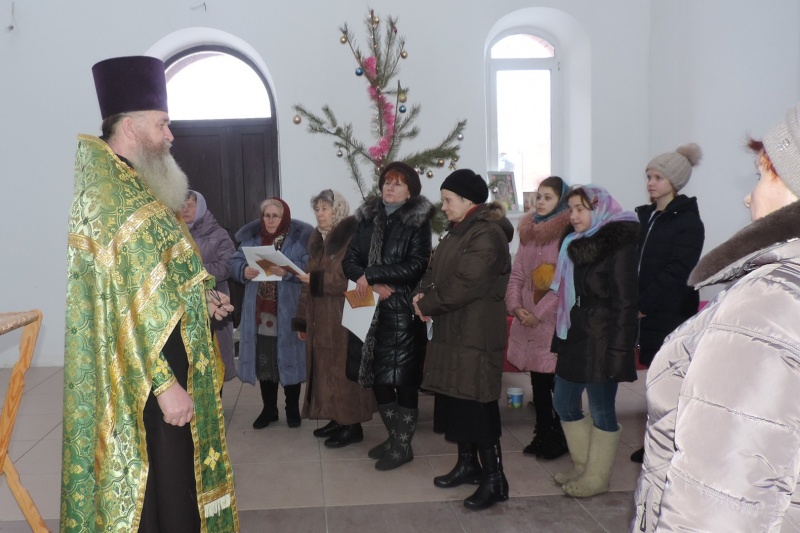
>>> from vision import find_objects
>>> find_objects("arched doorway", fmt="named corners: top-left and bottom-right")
top-left (165, 46), bottom-right (279, 326)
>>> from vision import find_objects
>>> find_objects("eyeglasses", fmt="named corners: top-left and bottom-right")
top-left (262, 214), bottom-right (282, 220)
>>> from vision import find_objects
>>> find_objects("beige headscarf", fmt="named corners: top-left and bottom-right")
top-left (311, 189), bottom-right (350, 240)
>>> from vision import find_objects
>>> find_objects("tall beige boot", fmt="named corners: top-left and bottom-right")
top-left (553, 415), bottom-right (593, 486)
top-left (562, 424), bottom-right (621, 498)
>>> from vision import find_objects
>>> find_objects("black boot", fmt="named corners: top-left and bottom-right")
top-left (522, 426), bottom-right (546, 456)
top-left (434, 442), bottom-right (483, 488)
top-left (536, 423), bottom-right (569, 460)
top-left (324, 424), bottom-right (364, 448)
top-left (253, 380), bottom-right (279, 429)
top-left (313, 420), bottom-right (340, 438)
top-left (375, 405), bottom-right (417, 471)
top-left (630, 446), bottom-right (645, 463)
top-left (284, 383), bottom-right (301, 428)
top-left (464, 442), bottom-right (509, 510)
top-left (368, 402), bottom-right (397, 459)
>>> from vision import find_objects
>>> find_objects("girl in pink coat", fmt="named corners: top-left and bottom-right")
top-left (506, 176), bottom-right (571, 459)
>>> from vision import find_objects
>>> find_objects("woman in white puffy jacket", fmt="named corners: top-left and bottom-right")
top-left (634, 102), bottom-right (800, 531)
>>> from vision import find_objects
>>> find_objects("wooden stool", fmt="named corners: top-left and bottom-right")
top-left (0, 310), bottom-right (49, 532)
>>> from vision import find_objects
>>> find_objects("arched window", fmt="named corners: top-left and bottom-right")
top-left (488, 33), bottom-right (559, 212)
top-left (163, 44), bottom-right (279, 249)
top-left (166, 49), bottom-right (272, 120)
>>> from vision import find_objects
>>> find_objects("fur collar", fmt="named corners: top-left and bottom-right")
top-left (449, 201), bottom-right (514, 242)
top-left (355, 194), bottom-right (435, 229)
top-left (689, 201), bottom-right (800, 287)
top-left (567, 221), bottom-right (640, 266)
top-left (518, 210), bottom-right (571, 246)
top-left (308, 216), bottom-right (357, 258)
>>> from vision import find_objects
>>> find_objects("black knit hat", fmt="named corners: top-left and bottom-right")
top-left (92, 56), bottom-right (168, 119)
top-left (379, 161), bottom-right (422, 197)
top-left (440, 169), bottom-right (488, 204)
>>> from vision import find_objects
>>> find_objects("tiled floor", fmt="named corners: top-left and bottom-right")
top-left (0, 367), bottom-right (647, 532)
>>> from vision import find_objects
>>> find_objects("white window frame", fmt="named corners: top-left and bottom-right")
top-left (486, 30), bottom-right (562, 188)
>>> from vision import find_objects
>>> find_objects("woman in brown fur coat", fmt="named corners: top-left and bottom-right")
top-left (293, 190), bottom-right (376, 448)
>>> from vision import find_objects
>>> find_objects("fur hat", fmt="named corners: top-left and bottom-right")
top-left (379, 161), bottom-right (422, 197)
top-left (440, 169), bottom-right (489, 204)
top-left (92, 56), bottom-right (168, 119)
top-left (764, 103), bottom-right (800, 198)
top-left (646, 143), bottom-right (702, 192)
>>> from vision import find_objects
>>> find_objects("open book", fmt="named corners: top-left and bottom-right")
top-left (242, 246), bottom-right (306, 281)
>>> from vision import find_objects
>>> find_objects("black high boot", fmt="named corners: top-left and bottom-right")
top-left (253, 380), bottom-right (279, 429)
top-left (368, 402), bottom-right (398, 459)
top-left (284, 383), bottom-right (302, 428)
top-left (375, 405), bottom-right (417, 471)
top-left (434, 442), bottom-right (483, 488)
top-left (464, 442), bottom-right (509, 510)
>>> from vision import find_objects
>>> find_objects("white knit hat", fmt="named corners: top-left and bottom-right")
top-left (763, 103), bottom-right (800, 198)
top-left (646, 143), bottom-right (702, 192)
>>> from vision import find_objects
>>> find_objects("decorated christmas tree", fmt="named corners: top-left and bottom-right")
top-left (292, 9), bottom-right (467, 202)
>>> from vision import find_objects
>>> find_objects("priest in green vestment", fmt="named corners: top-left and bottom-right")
top-left (61, 56), bottom-right (239, 532)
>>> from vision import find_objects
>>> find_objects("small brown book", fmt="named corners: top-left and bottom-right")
top-left (256, 258), bottom-right (303, 277)
top-left (344, 288), bottom-right (376, 308)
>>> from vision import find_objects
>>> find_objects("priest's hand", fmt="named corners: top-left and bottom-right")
top-left (157, 382), bottom-right (194, 426)
top-left (207, 290), bottom-right (234, 321)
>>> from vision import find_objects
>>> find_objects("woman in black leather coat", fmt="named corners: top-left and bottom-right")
top-left (342, 161), bottom-right (435, 471)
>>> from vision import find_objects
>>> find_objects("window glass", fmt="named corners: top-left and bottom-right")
top-left (166, 51), bottom-right (271, 120)
top-left (496, 69), bottom-right (551, 200)
top-left (491, 34), bottom-right (554, 59)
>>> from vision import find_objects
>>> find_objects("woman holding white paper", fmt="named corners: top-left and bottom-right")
top-left (292, 189), bottom-right (376, 448)
top-left (231, 198), bottom-right (313, 429)
top-left (342, 161), bottom-right (435, 471)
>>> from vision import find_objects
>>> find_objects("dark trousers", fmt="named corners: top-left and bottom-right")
top-left (139, 327), bottom-right (201, 533)
top-left (530, 371), bottom-right (558, 429)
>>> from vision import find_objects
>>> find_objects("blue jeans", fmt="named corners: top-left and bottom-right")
top-left (553, 376), bottom-right (619, 432)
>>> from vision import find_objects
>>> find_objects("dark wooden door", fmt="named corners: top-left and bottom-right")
top-left (170, 118), bottom-right (279, 326)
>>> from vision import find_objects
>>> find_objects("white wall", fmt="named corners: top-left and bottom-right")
top-left (648, 0), bottom-right (800, 301)
top-left (0, 0), bottom-right (795, 366)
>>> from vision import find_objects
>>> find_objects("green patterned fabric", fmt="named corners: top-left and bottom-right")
top-left (61, 134), bottom-right (238, 532)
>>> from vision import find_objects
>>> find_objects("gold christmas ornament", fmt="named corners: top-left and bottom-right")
top-left (414, 167), bottom-right (422, 174)
top-left (400, 50), bottom-right (408, 59)
top-left (337, 149), bottom-right (344, 158)
top-left (398, 92), bottom-right (407, 103)
top-left (372, 14), bottom-right (380, 25)
top-left (437, 159), bottom-right (445, 167)
top-left (340, 35), bottom-right (348, 44)
top-left (292, 114), bottom-right (302, 125)
top-left (426, 170), bottom-right (434, 178)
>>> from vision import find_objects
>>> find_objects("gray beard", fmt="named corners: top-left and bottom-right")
top-left (130, 142), bottom-right (189, 212)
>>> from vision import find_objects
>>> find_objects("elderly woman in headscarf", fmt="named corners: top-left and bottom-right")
top-left (549, 185), bottom-right (639, 499)
top-left (292, 190), bottom-right (376, 448)
top-left (231, 198), bottom-right (313, 428)
top-left (181, 190), bottom-right (238, 381)
top-left (412, 169), bottom-right (514, 510)
top-left (634, 103), bottom-right (800, 531)
top-left (342, 161), bottom-right (435, 471)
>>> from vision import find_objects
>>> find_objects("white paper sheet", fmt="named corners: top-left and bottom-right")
top-left (341, 280), bottom-right (380, 342)
top-left (242, 246), bottom-right (307, 281)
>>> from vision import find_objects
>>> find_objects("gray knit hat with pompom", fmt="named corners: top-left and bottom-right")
top-left (646, 143), bottom-right (703, 192)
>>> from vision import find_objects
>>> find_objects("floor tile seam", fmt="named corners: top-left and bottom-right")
top-left (20, 368), bottom-right (62, 395)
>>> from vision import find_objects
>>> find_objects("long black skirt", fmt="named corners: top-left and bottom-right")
top-left (433, 393), bottom-right (502, 445)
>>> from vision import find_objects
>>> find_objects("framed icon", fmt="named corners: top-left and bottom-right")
top-left (487, 171), bottom-right (518, 212)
